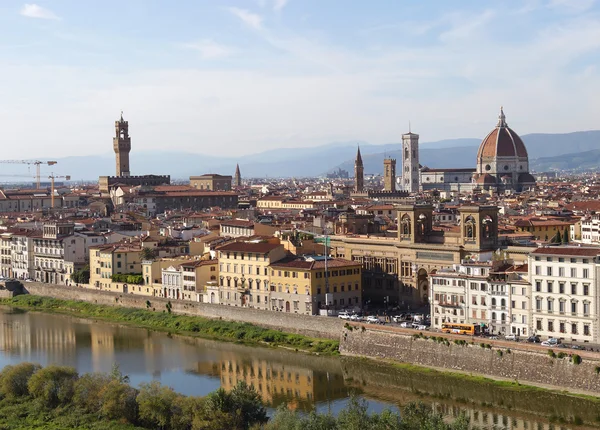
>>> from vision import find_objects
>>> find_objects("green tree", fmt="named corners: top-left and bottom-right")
top-left (101, 379), bottom-right (139, 423)
top-left (169, 394), bottom-right (205, 430)
top-left (72, 372), bottom-right (112, 414)
top-left (0, 362), bottom-right (41, 398)
top-left (27, 365), bottom-right (78, 408)
top-left (137, 380), bottom-right (178, 429)
top-left (141, 247), bottom-right (158, 261)
top-left (229, 381), bottom-right (268, 428)
top-left (199, 382), bottom-right (267, 430)
top-left (109, 362), bottom-right (130, 384)
top-left (336, 395), bottom-right (373, 429)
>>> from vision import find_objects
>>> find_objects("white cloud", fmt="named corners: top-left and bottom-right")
top-left (20, 3), bottom-right (60, 20)
top-left (227, 7), bottom-right (263, 30)
top-left (3, 4), bottom-right (600, 160)
top-left (273, 0), bottom-right (288, 11)
top-left (181, 39), bottom-right (234, 59)
top-left (547, 0), bottom-right (596, 13)
top-left (438, 10), bottom-right (496, 43)
top-left (257, 0), bottom-right (288, 11)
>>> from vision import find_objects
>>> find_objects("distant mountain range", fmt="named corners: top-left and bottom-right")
top-left (530, 149), bottom-right (600, 171)
top-left (1, 131), bottom-right (599, 183)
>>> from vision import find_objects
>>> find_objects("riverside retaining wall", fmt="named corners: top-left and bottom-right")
top-left (16, 283), bottom-right (600, 394)
top-left (340, 325), bottom-right (600, 394)
top-left (22, 283), bottom-right (344, 339)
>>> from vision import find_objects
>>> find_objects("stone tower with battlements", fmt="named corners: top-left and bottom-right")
top-left (113, 112), bottom-right (131, 177)
top-left (402, 131), bottom-right (419, 193)
top-left (383, 158), bottom-right (396, 192)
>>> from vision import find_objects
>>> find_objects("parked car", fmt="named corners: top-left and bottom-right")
top-left (505, 334), bottom-right (519, 341)
top-left (571, 344), bottom-right (582, 350)
top-left (392, 314), bottom-right (407, 323)
top-left (400, 321), bottom-right (411, 328)
top-left (338, 312), bottom-right (350, 319)
top-left (350, 314), bottom-right (363, 322)
top-left (541, 338), bottom-right (560, 347)
top-left (416, 324), bottom-right (429, 330)
top-left (527, 335), bottom-right (541, 343)
top-left (366, 316), bottom-right (380, 324)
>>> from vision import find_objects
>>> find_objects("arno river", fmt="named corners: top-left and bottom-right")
top-left (0, 306), bottom-right (598, 429)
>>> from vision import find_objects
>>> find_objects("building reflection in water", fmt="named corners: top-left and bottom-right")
top-left (195, 353), bottom-right (347, 411)
top-left (0, 310), bottom-right (590, 428)
top-left (0, 312), bottom-right (77, 365)
top-left (436, 403), bottom-right (577, 430)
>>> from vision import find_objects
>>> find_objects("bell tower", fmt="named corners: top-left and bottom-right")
top-left (354, 146), bottom-right (364, 193)
top-left (113, 111), bottom-right (131, 177)
top-left (383, 158), bottom-right (396, 192)
top-left (402, 131), bottom-right (419, 193)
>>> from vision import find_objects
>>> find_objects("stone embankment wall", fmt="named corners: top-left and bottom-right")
top-left (341, 325), bottom-right (600, 394)
top-left (18, 282), bottom-right (600, 394)
top-left (23, 283), bottom-right (344, 339)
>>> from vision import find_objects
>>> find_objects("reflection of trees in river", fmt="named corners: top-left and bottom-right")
top-left (1, 309), bottom-right (597, 427)
top-left (340, 357), bottom-right (599, 428)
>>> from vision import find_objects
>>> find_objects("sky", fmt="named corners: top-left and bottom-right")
top-left (1, 0), bottom-right (600, 159)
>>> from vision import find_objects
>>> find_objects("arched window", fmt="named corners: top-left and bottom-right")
top-left (465, 216), bottom-right (476, 239)
top-left (482, 215), bottom-right (494, 238)
top-left (417, 213), bottom-right (428, 236)
top-left (400, 214), bottom-right (411, 237)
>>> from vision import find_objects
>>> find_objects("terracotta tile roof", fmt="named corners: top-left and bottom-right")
top-left (216, 241), bottom-right (282, 253)
top-left (220, 219), bottom-right (254, 228)
top-left (270, 257), bottom-right (360, 270)
top-left (531, 247), bottom-right (600, 257)
top-left (178, 260), bottom-right (217, 268)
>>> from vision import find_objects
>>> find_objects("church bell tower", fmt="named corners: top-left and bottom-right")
top-left (113, 112), bottom-right (131, 177)
top-left (402, 131), bottom-right (419, 193)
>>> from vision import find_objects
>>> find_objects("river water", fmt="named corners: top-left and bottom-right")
top-left (0, 307), bottom-right (598, 429)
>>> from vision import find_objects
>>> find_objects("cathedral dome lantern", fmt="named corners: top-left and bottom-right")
top-left (474, 107), bottom-right (533, 192)
top-left (477, 107), bottom-right (528, 160)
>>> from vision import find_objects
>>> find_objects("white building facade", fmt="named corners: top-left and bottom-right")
top-left (528, 247), bottom-right (599, 344)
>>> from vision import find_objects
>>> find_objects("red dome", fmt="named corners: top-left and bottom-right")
top-left (477, 108), bottom-right (528, 159)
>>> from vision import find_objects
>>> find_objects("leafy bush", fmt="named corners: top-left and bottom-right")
top-left (73, 372), bottom-right (112, 414)
top-left (572, 354), bottom-right (582, 365)
top-left (0, 362), bottom-right (41, 398)
top-left (70, 265), bottom-right (90, 284)
top-left (111, 273), bottom-right (144, 284)
top-left (548, 350), bottom-right (557, 358)
top-left (27, 365), bottom-right (79, 407)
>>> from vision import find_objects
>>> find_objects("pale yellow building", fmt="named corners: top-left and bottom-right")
top-left (89, 242), bottom-right (144, 293)
top-left (216, 241), bottom-right (287, 309)
top-left (269, 256), bottom-right (362, 315)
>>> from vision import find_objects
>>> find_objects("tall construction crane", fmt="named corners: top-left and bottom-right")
top-left (0, 160), bottom-right (58, 189)
top-left (48, 173), bottom-right (71, 209)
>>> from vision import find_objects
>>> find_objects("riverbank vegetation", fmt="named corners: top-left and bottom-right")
top-left (0, 295), bottom-right (339, 355)
top-left (0, 362), bottom-right (471, 430)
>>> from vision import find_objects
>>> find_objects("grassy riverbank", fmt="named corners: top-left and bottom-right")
top-left (0, 295), bottom-right (339, 356)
